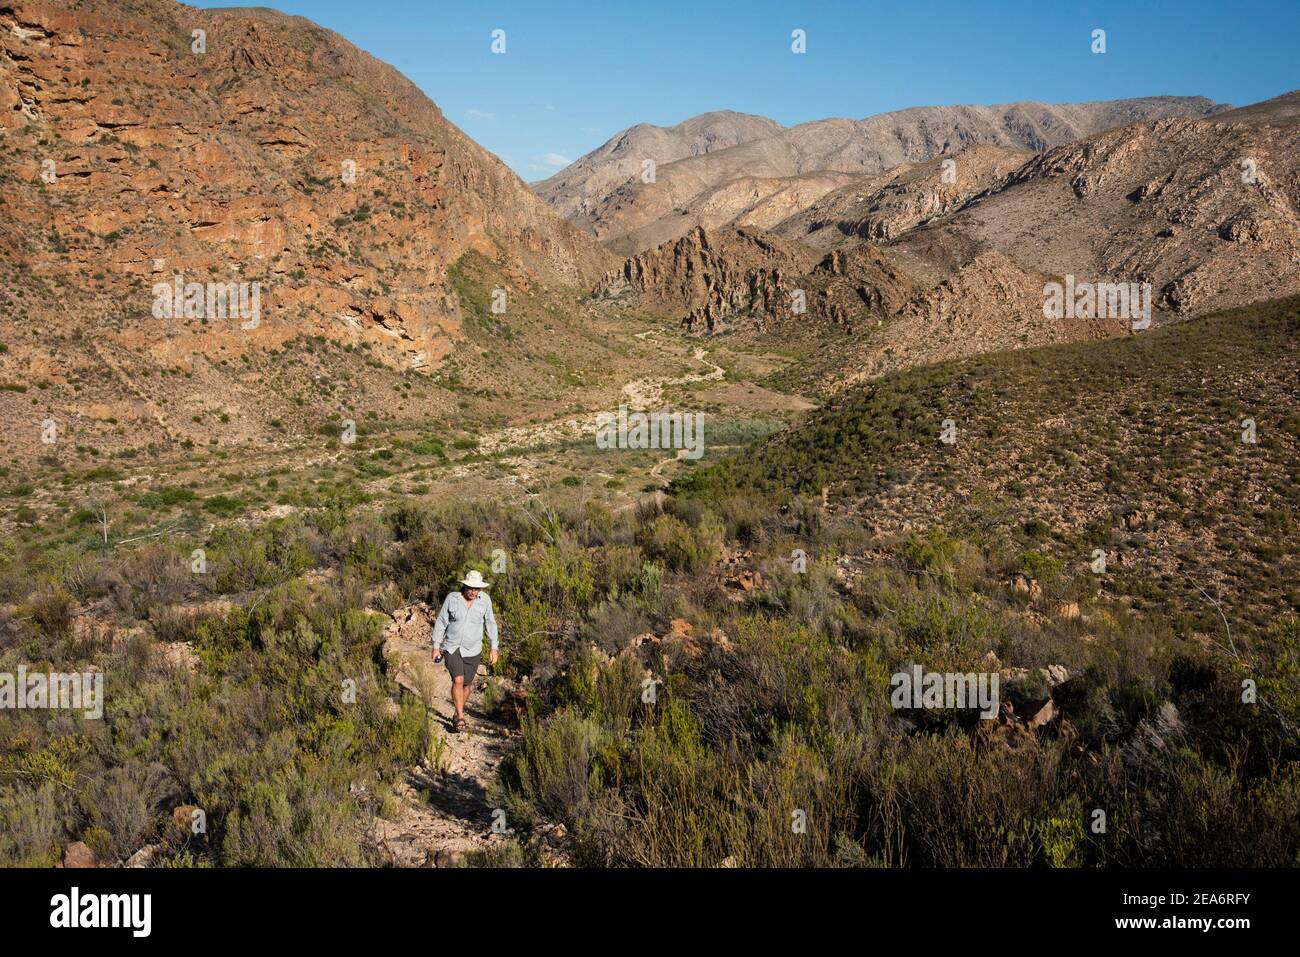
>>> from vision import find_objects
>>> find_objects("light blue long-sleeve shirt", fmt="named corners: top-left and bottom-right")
top-left (431, 590), bottom-right (499, 657)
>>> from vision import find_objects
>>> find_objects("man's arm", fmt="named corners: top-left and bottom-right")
top-left (431, 595), bottom-right (451, 653)
top-left (484, 596), bottom-right (499, 652)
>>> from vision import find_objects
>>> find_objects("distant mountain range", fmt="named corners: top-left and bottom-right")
top-left (581, 92), bottom-right (1300, 389)
top-left (536, 97), bottom-right (1232, 254)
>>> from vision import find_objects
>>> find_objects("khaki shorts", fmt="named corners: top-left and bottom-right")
top-left (444, 649), bottom-right (481, 684)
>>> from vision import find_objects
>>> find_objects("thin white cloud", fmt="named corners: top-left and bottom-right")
top-left (526, 152), bottom-right (573, 176)
top-left (465, 108), bottom-right (496, 121)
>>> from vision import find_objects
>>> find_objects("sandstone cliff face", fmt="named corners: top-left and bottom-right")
top-left (0, 0), bottom-right (610, 375)
top-left (0, 0), bottom-right (624, 465)
top-left (543, 97), bottom-right (1230, 254)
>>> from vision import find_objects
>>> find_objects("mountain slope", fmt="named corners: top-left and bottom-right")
top-left (678, 293), bottom-right (1300, 637)
top-left (595, 93), bottom-right (1300, 393)
top-left (542, 97), bottom-right (1231, 253)
top-left (535, 109), bottom-right (783, 225)
top-left (888, 91), bottom-right (1300, 318)
top-left (0, 0), bottom-right (622, 463)
top-left (772, 144), bottom-right (1032, 248)
top-left (0, 0), bottom-right (610, 327)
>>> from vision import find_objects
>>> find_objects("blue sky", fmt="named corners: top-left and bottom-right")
top-left (193, 0), bottom-right (1299, 180)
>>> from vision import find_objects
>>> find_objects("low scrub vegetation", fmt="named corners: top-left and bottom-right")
top-left (1, 298), bottom-right (1296, 868)
top-left (2, 479), bottom-right (1294, 867)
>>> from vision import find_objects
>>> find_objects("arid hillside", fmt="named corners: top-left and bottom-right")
top-left (678, 294), bottom-right (1300, 637)
top-left (539, 97), bottom-right (1230, 254)
top-left (0, 0), bottom-right (622, 464)
top-left (888, 92), bottom-right (1300, 318)
top-left (533, 109), bottom-right (783, 224)
top-left (772, 143), bottom-right (1032, 248)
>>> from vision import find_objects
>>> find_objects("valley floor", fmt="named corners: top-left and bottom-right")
top-left (1, 296), bottom-right (1296, 870)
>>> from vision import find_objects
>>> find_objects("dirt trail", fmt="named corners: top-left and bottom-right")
top-left (477, 346), bottom-right (724, 455)
top-left (375, 603), bottom-right (517, 867)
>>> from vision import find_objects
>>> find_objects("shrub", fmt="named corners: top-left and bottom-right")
top-left (28, 586), bottom-right (73, 640)
top-left (638, 514), bottom-right (721, 574)
top-left (497, 708), bottom-right (602, 829)
top-left (86, 761), bottom-right (177, 862)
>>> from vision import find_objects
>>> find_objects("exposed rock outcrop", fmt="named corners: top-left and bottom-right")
top-left (596, 226), bottom-right (917, 334)
top-left (774, 144), bottom-right (1033, 246)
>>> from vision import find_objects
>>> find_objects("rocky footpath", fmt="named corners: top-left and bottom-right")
top-left (376, 603), bottom-right (563, 867)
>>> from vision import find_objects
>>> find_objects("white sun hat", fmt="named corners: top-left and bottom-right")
top-left (459, 570), bottom-right (491, 589)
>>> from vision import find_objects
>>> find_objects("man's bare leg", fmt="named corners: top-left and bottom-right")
top-left (451, 675), bottom-right (465, 723)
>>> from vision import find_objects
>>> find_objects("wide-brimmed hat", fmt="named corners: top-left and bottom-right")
top-left (459, 570), bottom-right (491, 589)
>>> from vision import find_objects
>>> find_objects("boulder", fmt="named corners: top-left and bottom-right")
top-left (1026, 699), bottom-right (1057, 731)
top-left (726, 570), bottom-right (763, 591)
top-left (631, 632), bottom-right (660, 649)
top-left (1043, 664), bottom-right (1070, 686)
top-left (125, 843), bottom-right (167, 868)
top-left (1124, 509), bottom-right (1154, 530)
top-left (158, 641), bottom-right (201, 673)
top-left (62, 841), bottom-right (96, 868)
top-left (1009, 574), bottom-right (1042, 600)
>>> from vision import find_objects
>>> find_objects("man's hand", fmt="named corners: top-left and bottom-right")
top-left (489, 649), bottom-right (499, 667)
top-left (433, 647), bottom-right (442, 663)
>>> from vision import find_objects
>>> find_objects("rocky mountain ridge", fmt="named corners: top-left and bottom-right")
top-left (539, 97), bottom-right (1231, 253)
top-left (592, 93), bottom-right (1300, 388)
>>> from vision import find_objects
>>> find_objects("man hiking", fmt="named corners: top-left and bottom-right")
top-left (431, 570), bottom-right (499, 733)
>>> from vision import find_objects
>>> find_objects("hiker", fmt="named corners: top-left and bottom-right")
top-left (431, 570), bottom-right (499, 733)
